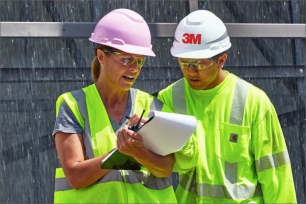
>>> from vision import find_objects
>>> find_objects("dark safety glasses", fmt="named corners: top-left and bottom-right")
top-left (103, 49), bottom-right (146, 68)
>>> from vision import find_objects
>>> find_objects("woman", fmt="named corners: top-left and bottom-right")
top-left (52, 8), bottom-right (177, 203)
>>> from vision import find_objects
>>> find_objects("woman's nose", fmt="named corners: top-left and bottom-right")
top-left (129, 61), bottom-right (140, 71)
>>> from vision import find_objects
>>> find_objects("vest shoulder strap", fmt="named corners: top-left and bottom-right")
top-left (172, 78), bottom-right (187, 114)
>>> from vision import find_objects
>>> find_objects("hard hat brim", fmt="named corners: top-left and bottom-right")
top-left (170, 44), bottom-right (231, 59)
top-left (89, 38), bottom-right (156, 57)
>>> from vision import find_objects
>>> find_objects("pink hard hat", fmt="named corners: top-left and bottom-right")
top-left (89, 8), bottom-right (155, 57)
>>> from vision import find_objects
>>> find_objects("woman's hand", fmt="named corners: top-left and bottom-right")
top-left (125, 113), bottom-right (147, 131)
top-left (117, 125), bottom-right (145, 158)
top-left (117, 115), bottom-right (174, 178)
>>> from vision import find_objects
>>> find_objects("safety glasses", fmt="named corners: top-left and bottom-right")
top-left (178, 57), bottom-right (215, 70)
top-left (103, 49), bottom-right (146, 68)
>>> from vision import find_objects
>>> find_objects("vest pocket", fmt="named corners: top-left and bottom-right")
top-left (218, 123), bottom-right (250, 163)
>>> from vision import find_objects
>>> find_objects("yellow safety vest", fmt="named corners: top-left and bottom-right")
top-left (54, 84), bottom-right (177, 203)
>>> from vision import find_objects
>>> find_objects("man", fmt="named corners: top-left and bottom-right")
top-left (158, 10), bottom-right (297, 203)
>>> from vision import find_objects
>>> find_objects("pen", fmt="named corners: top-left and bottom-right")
top-left (135, 109), bottom-right (145, 131)
top-left (127, 109), bottom-right (145, 131)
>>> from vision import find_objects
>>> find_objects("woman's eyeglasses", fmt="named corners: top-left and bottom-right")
top-left (103, 49), bottom-right (146, 68)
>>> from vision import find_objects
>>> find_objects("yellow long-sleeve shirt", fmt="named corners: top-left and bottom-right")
top-left (158, 72), bottom-right (297, 203)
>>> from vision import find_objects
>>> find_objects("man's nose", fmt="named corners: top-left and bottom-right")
top-left (187, 63), bottom-right (198, 74)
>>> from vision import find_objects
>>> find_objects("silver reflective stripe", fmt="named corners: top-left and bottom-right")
top-left (115, 88), bottom-right (137, 135)
top-left (172, 79), bottom-right (187, 114)
top-left (150, 97), bottom-right (163, 111)
top-left (179, 169), bottom-right (197, 194)
top-left (223, 79), bottom-right (260, 199)
top-left (180, 170), bottom-right (262, 199)
top-left (55, 170), bottom-right (123, 191)
top-left (180, 169), bottom-right (262, 199)
top-left (207, 31), bottom-right (228, 44)
top-left (130, 88), bottom-right (137, 113)
top-left (223, 162), bottom-right (260, 199)
top-left (225, 162), bottom-right (238, 191)
top-left (124, 171), bottom-right (172, 189)
top-left (229, 78), bottom-right (249, 125)
top-left (55, 170), bottom-right (171, 191)
top-left (197, 182), bottom-right (262, 199)
top-left (256, 150), bottom-right (291, 172)
top-left (70, 90), bottom-right (94, 159)
top-left (55, 177), bottom-right (74, 191)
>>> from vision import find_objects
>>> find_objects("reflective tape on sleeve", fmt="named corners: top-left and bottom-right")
top-left (256, 150), bottom-right (291, 172)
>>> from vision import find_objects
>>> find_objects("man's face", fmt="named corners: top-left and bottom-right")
top-left (178, 54), bottom-right (227, 90)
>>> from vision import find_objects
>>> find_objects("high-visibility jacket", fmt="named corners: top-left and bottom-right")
top-left (158, 73), bottom-right (297, 203)
top-left (54, 84), bottom-right (177, 203)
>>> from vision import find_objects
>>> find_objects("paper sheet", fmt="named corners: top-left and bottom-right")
top-left (138, 110), bottom-right (197, 156)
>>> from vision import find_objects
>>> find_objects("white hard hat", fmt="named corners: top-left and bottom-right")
top-left (171, 10), bottom-right (231, 59)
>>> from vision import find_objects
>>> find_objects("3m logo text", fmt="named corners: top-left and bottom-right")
top-left (182, 33), bottom-right (202, 44)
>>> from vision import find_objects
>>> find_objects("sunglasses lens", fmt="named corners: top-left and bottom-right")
top-left (179, 59), bottom-right (213, 70)
top-left (138, 58), bottom-right (146, 67)
top-left (122, 58), bottom-right (131, 66)
top-left (117, 56), bottom-right (146, 68)
top-left (180, 62), bottom-right (188, 68)
top-left (199, 61), bottom-right (214, 70)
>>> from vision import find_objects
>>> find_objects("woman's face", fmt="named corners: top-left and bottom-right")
top-left (97, 48), bottom-right (146, 91)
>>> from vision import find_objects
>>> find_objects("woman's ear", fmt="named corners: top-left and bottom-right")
top-left (96, 49), bottom-right (105, 65)
top-left (218, 53), bottom-right (228, 68)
